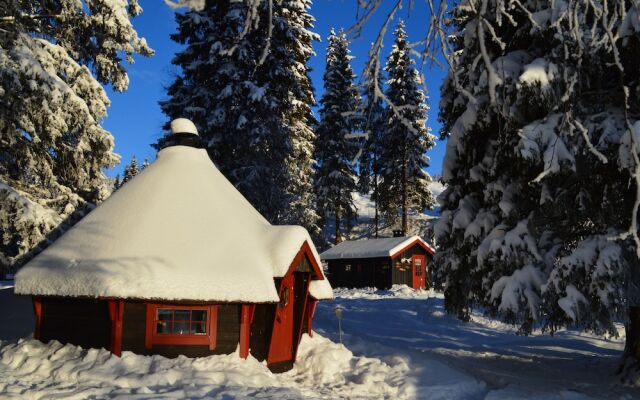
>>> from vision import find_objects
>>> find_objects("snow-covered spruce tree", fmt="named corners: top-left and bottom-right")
top-left (314, 29), bottom-right (360, 244)
top-left (160, 0), bottom-right (250, 179)
top-left (0, 1), bottom-right (152, 275)
top-left (358, 68), bottom-right (386, 238)
top-left (113, 175), bottom-right (122, 191)
top-left (122, 156), bottom-right (140, 185)
top-left (113, 156), bottom-right (147, 191)
top-left (432, 0), bottom-right (640, 373)
top-left (379, 20), bottom-right (436, 235)
top-left (245, 0), bottom-right (320, 234)
top-left (161, 0), bottom-right (320, 236)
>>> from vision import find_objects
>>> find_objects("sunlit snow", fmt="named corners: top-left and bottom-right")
top-left (1, 285), bottom-right (637, 398)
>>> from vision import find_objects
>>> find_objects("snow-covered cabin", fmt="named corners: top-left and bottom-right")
top-left (320, 235), bottom-right (434, 290)
top-left (15, 119), bottom-right (332, 373)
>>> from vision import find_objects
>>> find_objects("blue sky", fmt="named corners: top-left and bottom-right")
top-left (103, 0), bottom-right (446, 177)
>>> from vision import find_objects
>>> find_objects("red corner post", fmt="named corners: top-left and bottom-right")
top-left (208, 305), bottom-right (219, 350)
top-left (32, 297), bottom-right (42, 340)
top-left (108, 300), bottom-right (124, 357)
top-left (239, 304), bottom-right (255, 359)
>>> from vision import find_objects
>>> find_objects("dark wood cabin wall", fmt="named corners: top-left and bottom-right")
top-left (40, 297), bottom-right (111, 350)
top-left (122, 301), bottom-right (147, 354)
top-left (392, 245), bottom-right (431, 286)
top-left (327, 257), bottom-right (391, 289)
top-left (216, 304), bottom-right (241, 353)
top-left (121, 302), bottom-right (241, 358)
top-left (250, 303), bottom-right (276, 361)
top-left (248, 277), bottom-right (282, 361)
top-left (391, 256), bottom-right (411, 286)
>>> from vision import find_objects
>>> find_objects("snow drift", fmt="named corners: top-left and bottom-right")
top-left (0, 334), bottom-right (410, 399)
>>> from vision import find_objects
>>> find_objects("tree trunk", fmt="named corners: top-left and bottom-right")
top-left (374, 202), bottom-right (379, 239)
top-left (401, 161), bottom-right (408, 235)
top-left (373, 172), bottom-right (379, 239)
top-left (619, 306), bottom-right (640, 381)
top-left (335, 207), bottom-right (343, 244)
top-left (624, 306), bottom-right (640, 359)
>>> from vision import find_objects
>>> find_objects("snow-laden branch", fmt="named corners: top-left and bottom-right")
top-left (0, 14), bottom-right (61, 23)
top-left (573, 119), bottom-right (608, 164)
top-left (477, 0), bottom-right (503, 104)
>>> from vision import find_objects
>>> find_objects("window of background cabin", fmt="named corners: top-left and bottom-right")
top-left (415, 259), bottom-right (422, 276)
top-left (345, 264), bottom-right (351, 272)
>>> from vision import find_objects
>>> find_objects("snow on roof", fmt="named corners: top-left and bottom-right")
top-left (320, 236), bottom-right (434, 261)
top-left (16, 145), bottom-right (332, 302)
top-left (170, 118), bottom-right (198, 135)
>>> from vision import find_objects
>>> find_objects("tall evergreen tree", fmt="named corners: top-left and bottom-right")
top-left (161, 0), bottom-right (320, 235)
top-left (379, 20), bottom-right (435, 235)
top-left (0, 0), bottom-right (152, 274)
top-left (358, 69), bottom-right (386, 238)
top-left (432, 0), bottom-right (640, 373)
top-left (160, 0), bottom-right (249, 178)
top-left (314, 30), bottom-right (360, 244)
top-left (245, 0), bottom-right (320, 234)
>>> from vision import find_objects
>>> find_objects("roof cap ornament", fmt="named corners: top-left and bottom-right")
top-left (157, 118), bottom-right (203, 150)
top-left (170, 118), bottom-right (199, 136)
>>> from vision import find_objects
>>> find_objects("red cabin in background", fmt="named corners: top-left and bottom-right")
top-left (16, 119), bottom-right (332, 373)
top-left (321, 235), bottom-right (435, 290)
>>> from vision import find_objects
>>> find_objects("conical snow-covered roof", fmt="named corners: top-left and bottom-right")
top-left (16, 145), bottom-right (332, 302)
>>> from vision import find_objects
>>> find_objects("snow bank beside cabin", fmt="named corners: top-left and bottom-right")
top-left (333, 284), bottom-right (439, 300)
top-left (0, 334), bottom-right (411, 399)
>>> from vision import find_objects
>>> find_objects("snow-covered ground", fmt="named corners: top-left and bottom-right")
top-left (0, 280), bottom-right (14, 289)
top-left (1, 285), bottom-right (638, 399)
top-left (315, 286), bottom-right (637, 399)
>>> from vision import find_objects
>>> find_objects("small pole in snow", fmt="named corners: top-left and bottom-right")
top-left (335, 306), bottom-right (344, 344)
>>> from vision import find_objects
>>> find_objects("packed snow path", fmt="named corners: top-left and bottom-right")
top-left (315, 286), bottom-right (639, 399)
top-left (1, 284), bottom-right (639, 398)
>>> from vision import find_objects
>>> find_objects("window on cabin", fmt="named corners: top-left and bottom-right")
top-left (156, 308), bottom-right (208, 335)
top-left (145, 304), bottom-right (217, 350)
top-left (345, 264), bottom-right (351, 272)
top-left (415, 258), bottom-right (422, 276)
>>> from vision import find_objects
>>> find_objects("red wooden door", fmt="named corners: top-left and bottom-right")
top-left (268, 274), bottom-right (295, 364)
top-left (412, 255), bottom-right (426, 289)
